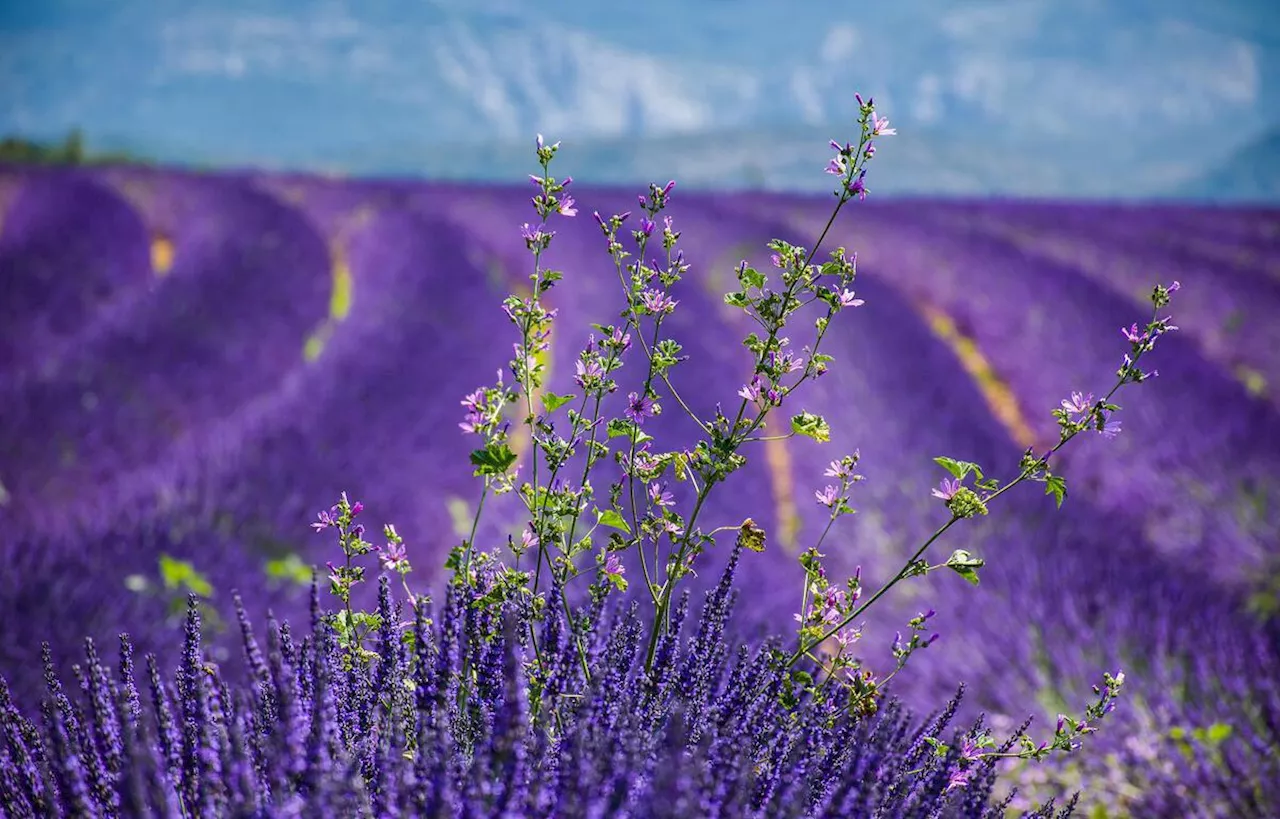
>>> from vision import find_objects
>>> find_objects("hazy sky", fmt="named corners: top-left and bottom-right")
top-left (1, 1), bottom-right (1276, 196)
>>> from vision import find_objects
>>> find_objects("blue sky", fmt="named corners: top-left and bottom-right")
top-left (1, 0), bottom-right (1276, 198)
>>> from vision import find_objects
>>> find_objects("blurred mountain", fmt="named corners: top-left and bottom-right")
top-left (1171, 128), bottom-right (1280, 202)
top-left (1, 0), bottom-right (1277, 199)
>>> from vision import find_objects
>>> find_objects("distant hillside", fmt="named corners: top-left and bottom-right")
top-left (0, 131), bottom-right (149, 167)
top-left (1172, 128), bottom-right (1280, 202)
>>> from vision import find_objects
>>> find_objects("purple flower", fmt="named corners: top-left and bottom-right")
top-left (838, 289), bottom-right (865, 308)
top-left (609, 326), bottom-right (632, 352)
top-left (311, 509), bottom-right (336, 532)
top-left (738, 375), bottom-right (764, 403)
top-left (815, 485), bottom-right (840, 508)
top-left (574, 357), bottom-right (605, 389)
top-left (945, 765), bottom-right (975, 793)
top-left (379, 540), bottom-right (408, 572)
top-left (847, 170), bottom-right (868, 199)
top-left (630, 442), bottom-right (659, 473)
top-left (931, 478), bottom-right (961, 501)
top-left (625, 391), bottom-right (656, 425)
top-left (870, 112), bottom-right (896, 136)
top-left (640, 289), bottom-right (678, 314)
top-left (1099, 415), bottom-right (1123, 439)
top-left (603, 552), bottom-right (625, 577)
top-left (520, 222), bottom-right (554, 249)
top-left (648, 482), bottom-right (675, 508)
top-left (824, 459), bottom-right (850, 480)
top-left (835, 625), bottom-right (863, 647)
top-left (1122, 323), bottom-right (1147, 344)
top-left (557, 194), bottom-right (577, 217)
top-left (1060, 391), bottom-right (1094, 421)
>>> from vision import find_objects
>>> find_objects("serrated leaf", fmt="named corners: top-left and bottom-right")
top-left (470, 443), bottom-right (517, 476)
top-left (790, 412), bottom-right (831, 443)
top-left (1045, 474), bottom-right (1067, 508)
top-left (934, 456), bottom-right (983, 481)
top-left (541, 391), bottom-right (576, 414)
top-left (738, 265), bottom-right (766, 290)
top-left (595, 508), bottom-right (632, 535)
top-left (606, 418), bottom-right (654, 444)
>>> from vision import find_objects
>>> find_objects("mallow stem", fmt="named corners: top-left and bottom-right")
top-left (642, 481), bottom-right (716, 672)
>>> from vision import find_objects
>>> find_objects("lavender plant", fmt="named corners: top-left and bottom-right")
top-left (0, 95), bottom-right (1189, 816)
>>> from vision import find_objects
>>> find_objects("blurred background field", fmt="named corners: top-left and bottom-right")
top-left (1, 1), bottom-right (1278, 813)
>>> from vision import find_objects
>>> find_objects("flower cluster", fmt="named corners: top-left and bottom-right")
top-left (0, 559), bottom-right (1082, 818)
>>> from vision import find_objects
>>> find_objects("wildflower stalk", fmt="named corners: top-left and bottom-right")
top-left (640, 112), bottom-right (880, 673)
top-left (786, 283), bottom-right (1179, 667)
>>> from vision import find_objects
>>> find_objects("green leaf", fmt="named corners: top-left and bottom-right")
top-left (934, 456), bottom-right (984, 481)
top-left (541, 391), bottom-right (576, 414)
top-left (736, 518), bottom-right (767, 552)
top-left (595, 508), bottom-right (632, 535)
top-left (737, 265), bottom-right (766, 290)
top-left (1204, 722), bottom-right (1233, 745)
top-left (1045, 474), bottom-right (1067, 508)
top-left (159, 554), bottom-right (214, 598)
top-left (606, 418), bottom-right (654, 444)
top-left (470, 443), bottom-right (517, 476)
top-left (264, 553), bottom-right (313, 586)
top-left (945, 549), bottom-right (984, 586)
top-left (790, 411), bottom-right (831, 443)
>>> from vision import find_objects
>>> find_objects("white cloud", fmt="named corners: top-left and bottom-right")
top-left (820, 24), bottom-right (860, 64)
top-left (788, 68), bottom-right (825, 126)
top-left (912, 74), bottom-right (943, 123)
top-left (939, 0), bottom-right (1050, 43)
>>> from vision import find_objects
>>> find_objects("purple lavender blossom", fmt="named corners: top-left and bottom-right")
top-left (0, 563), bottom-right (1053, 818)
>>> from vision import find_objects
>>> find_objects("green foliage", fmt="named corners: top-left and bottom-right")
top-left (790, 411), bottom-right (831, 443)
top-left (0, 129), bottom-right (147, 166)
top-left (264, 553), bottom-right (313, 587)
top-left (945, 549), bottom-right (985, 586)
top-left (470, 442), bottom-right (517, 476)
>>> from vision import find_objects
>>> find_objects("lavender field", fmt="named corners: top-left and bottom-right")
top-left (1, 162), bottom-right (1278, 814)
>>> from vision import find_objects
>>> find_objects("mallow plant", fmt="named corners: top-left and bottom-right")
top-left (0, 95), bottom-right (1178, 817)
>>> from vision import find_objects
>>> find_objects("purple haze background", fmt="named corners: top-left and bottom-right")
top-left (0, 162), bottom-right (1278, 811)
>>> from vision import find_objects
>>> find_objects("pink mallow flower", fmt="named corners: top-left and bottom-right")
top-left (625, 391), bottom-right (657, 425)
top-left (604, 552), bottom-right (625, 577)
top-left (1060, 391), bottom-right (1094, 421)
top-left (931, 478), bottom-right (961, 502)
top-left (648, 482), bottom-right (675, 508)
top-left (815, 485), bottom-right (840, 508)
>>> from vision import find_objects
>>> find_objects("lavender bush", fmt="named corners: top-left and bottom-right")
top-left (1, 95), bottom-right (1253, 817)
